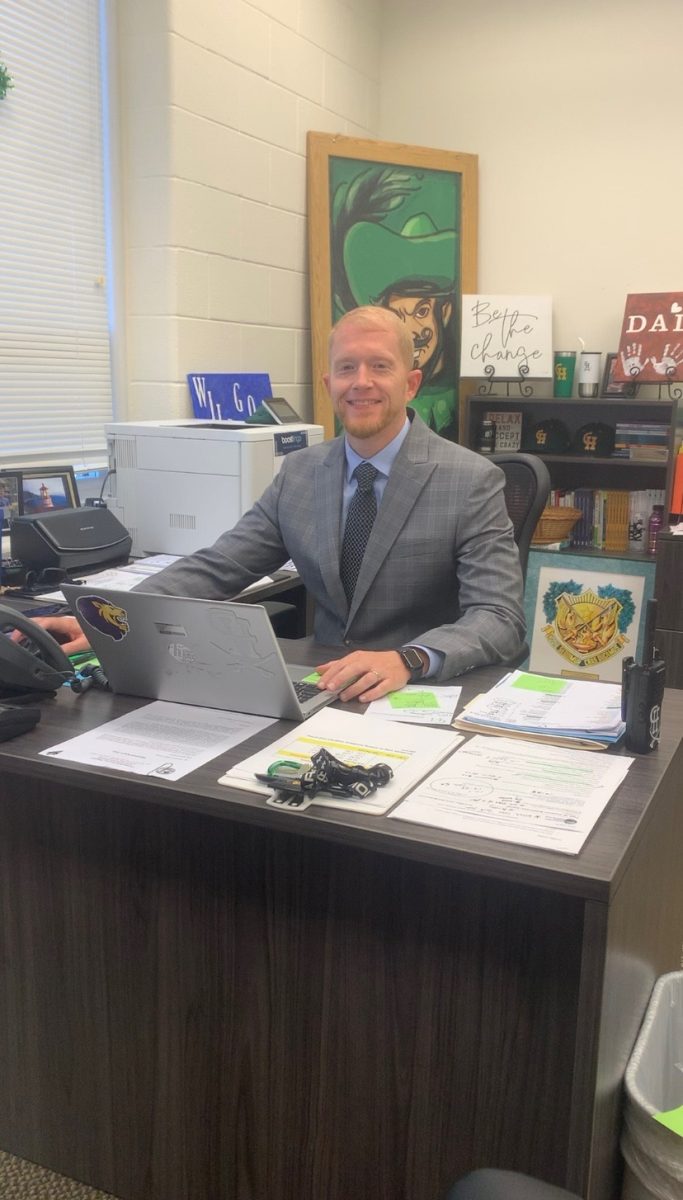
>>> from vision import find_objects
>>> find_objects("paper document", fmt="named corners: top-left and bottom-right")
top-left (36, 554), bottom-right (183, 600)
top-left (367, 685), bottom-right (462, 726)
top-left (40, 700), bottom-right (274, 780)
top-left (454, 670), bottom-right (625, 746)
top-left (237, 560), bottom-right (298, 594)
top-left (39, 555), bottom-right (298, 602)
top-left (389, 734), bottom-right (633, 854)
top-left (219, 707), bottom-right (462, 814)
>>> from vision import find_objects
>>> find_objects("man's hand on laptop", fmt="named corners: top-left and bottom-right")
top-left (316, 650), bottom-right (410, 703)
top-left (19, 615), bottom-right (91, 657)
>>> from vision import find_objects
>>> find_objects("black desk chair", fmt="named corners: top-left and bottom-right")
top-left (491, 452), bottom-right (550, 585)
top-left (489, 452), bottom-right (550, 669)
top-left (446, 1169), bottom-right (582, 1200)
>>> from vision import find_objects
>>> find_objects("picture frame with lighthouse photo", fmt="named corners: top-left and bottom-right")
top-left (20, 466), bottom-right (79, 515)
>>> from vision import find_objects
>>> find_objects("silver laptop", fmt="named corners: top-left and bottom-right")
top-left (61, 584), bottom-right (334, 720)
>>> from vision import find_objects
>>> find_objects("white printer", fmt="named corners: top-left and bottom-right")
top-left (104, 419), bottom-right (325, 556)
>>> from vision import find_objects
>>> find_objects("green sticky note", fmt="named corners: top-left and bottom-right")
top-left (653, 1105), bottom-right (683, 1137)
top-left (512, 673), bottom-right (566, 694)
top-left (389, 691), bottom-right (439, 709)
top-left (302, 671), bottom-right (321, 683)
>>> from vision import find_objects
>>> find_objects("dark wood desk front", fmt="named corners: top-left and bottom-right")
top-left (654, 531), bottom-right (683, 686)
top-left (0, 656), bottom-right (681, 1200)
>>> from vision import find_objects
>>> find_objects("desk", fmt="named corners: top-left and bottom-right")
top-left (0, 654), bottom-right (681, 1200)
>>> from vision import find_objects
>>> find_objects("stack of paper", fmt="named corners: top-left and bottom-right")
top-left (218, 707), bottom-right (462, 815)
top-left (453, 670), bottom-right (625, 749)
top-left (389, 734), bottom-right (633, 854)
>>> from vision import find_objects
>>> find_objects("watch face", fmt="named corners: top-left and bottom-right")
top-left (400, 647), bottom-right (423, 676)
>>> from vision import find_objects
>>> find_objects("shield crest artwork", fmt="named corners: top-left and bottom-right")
top-left (529, 568), bottom-right (646, 682)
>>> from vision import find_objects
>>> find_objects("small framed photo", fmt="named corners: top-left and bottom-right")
top-left (601, 351), bottom-right (639, 398)
top-left (0, 470), bottom-right (22, 528)
top-left (21, 466), bottom-right (79, 515)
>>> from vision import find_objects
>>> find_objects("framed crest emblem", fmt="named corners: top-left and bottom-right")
top-left (528, 564), bottom-right (650, 682)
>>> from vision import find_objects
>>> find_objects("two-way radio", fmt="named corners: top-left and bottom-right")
top-left (621, 598), bottom-right (666, 754)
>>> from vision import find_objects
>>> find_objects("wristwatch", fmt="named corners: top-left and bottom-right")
top-left (398, 646), bottom-right (427, 683)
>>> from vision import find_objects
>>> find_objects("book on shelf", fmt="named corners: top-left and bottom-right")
top-left (571, 488), bottom-right (594, 550)
top-left (548, 488), bottom-right (577, 507)
top-left (615, 423), bottom-right (669, 435)
top-left (604, 490), bottom-right (630, 552)
top-left (628, 446), bottom-right (668, 462)
top-left (593, 490), bottom-right (605, 549)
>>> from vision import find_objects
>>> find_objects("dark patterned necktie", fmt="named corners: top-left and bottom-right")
top-left (340, 462), bottom-right (378, 604)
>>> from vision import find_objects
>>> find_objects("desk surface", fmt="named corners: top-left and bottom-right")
top-left (2, 643), bottom-right (681, 904)
top-left (1, 647), bottom-right (682, 1200)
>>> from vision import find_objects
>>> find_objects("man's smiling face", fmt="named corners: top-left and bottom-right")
top-left (324, 315), bottom-right (422, 456)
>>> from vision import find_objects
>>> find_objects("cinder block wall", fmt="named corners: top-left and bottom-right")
top-left (117, 0), bottom-right (381, 423)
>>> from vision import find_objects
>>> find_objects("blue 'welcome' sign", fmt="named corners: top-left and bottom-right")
top-left (187, 373), bottom-right (272, 420)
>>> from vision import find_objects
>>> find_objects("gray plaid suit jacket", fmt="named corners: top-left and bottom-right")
top-left (136, 415), bottom-right (525, 679)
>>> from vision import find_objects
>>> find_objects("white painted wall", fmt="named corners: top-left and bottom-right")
top-left (116, 0), bottom-right (381, 423)
top-left (378, 0), bottom-right (683, 358)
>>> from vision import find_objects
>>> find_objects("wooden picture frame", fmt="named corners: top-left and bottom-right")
top-left (601, 351), bottom-right (639, 398)
top-left (307, 132), bottom-right (478, 440)
top-left (525, 554), bottom-right (654, 683)
top-left (20, 466), bottom-right (79, 515)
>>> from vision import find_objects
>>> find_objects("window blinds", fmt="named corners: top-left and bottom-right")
top-left (0, 0), bottom-right (112, 465)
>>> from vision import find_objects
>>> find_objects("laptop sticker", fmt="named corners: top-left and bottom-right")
top-left (75, 594), bottom-right (130, 641)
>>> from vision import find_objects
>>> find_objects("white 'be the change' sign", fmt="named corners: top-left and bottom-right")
top-left (461, 295), bottom-right (553, 379)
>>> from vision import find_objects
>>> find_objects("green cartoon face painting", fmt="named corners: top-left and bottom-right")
top-left (330, 161), bottom-right (461, 440)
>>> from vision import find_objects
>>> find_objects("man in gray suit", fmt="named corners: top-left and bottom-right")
top-left (33, 306), bottom-right (524, 702)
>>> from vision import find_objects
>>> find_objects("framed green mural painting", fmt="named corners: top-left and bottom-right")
top-left (307, 132), bottom-right (478, 440)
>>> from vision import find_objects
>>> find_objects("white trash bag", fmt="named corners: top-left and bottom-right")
top-left (622, 971), bottom-right (683, 1200)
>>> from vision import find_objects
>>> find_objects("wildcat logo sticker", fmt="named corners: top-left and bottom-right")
top-left (75, 594), bottom-right (130, 641)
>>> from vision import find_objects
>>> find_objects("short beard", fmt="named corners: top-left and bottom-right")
top-left (342, 411), bottom-right (387, 440)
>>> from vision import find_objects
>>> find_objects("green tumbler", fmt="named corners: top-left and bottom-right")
top-left (553, 351), bottom-right (576, 398)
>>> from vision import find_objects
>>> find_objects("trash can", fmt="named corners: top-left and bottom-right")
top-left (621, 971), bottom-right (683, 1200)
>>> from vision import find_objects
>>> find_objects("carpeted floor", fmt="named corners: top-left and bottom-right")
top-left (0, 1151), bottom-right (120, 1200)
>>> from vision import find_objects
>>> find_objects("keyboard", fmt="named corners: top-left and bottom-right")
top-left (293, 680), bottom-right (322, 703)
